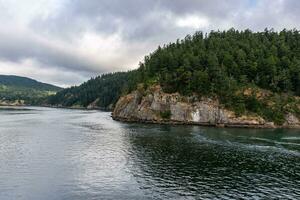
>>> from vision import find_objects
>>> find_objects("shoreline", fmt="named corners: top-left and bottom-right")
top-left (2, 105), bottom-right (299, 129)
top-left (0, 104), bottom-right (112, 112)
top-left (112, 116), bottom-right (300, 129)
top-left (111, 85), bottom-right (300, 130)
top-left (43, 105), bottom-right (112, 112)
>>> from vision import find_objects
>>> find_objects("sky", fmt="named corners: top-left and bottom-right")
top-left (0, 0), bottom-right (299, 87)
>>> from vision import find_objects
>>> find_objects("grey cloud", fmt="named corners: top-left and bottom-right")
top-left (232, 0), bottom-right (300, 31)
top-left (158, 0), bottom-right (245, 18)
top-left (281, 0), bottom-right (300, 22)
top-left (32, 0), bottom-right (246, 41)
top-left (0, 29), bottom-right (113, 74)
top-left (1, 0), bottom-right (300, 86)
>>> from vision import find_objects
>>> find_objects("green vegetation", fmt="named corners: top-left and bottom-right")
top-left (160, 111), bottom-right (172, 119)
top-left (48, 29), bottom-right (300, 124)
top-left (0, 75), bottom-right (62, 105)
top-left (47, 71), bottom-right (140, 108)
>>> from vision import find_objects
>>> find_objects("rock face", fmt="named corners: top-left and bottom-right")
top-left (112, 85), bottom-right (300, 128)
top-left (87, 98), bottom-right (100, 110)
top-left (284, 113), bottom-right (300, 128)
top-left (0, 100), bottom-right (25, 106)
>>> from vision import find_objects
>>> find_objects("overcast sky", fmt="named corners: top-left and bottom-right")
top-left (0, 0), bottom-right (299, 87)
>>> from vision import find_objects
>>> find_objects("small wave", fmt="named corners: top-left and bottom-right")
top-left (192, 133), bottom-right (300, 156)
top-left (250, 137), bottom-right (275, 143)
top-left (242, 144), bottom-right (300, 157)
top-left (274, 141), bottom-right (300, 147)
top-left (281, 137), bottom-right (300, 141)
top-left (191, 133), bottom-right (221, 145)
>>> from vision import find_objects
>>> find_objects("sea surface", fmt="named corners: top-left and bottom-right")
top-left (0, 107), bottom-right (299, 199)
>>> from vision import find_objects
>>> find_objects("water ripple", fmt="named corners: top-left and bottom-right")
top-left (0, 107), bottom-right (299, 199)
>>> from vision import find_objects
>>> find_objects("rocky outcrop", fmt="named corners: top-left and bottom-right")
top-left (0, 99), bottom-right (25, 106)
top-left (87, 98), bottom-right (101, 109)
top-left (112, 85), bottom-right (300, 128)
top-left (86, 98), bottom-right (114, 111)
top-left (283, 113), bottom-right (300, 128)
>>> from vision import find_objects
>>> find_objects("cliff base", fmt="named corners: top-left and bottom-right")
top-left (112, 85), bottom-right (300, 129)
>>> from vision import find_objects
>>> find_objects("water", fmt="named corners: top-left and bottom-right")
top-left (0, 107), bottom-right (299, 199)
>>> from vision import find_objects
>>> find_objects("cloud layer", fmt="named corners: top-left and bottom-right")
top-left (0, 0), bottom-right (299, 86)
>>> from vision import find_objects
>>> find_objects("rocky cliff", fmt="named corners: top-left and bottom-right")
top-left (112, 85), bottom-right (300, 128)
top-left (0, 99), bottom-right (25, 106)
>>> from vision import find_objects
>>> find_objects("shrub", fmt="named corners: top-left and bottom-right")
top-left (160, 110), bottom-right (172, 119)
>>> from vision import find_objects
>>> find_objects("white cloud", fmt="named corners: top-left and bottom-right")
top-left (0, 0), bottom-right (61, 25)
top-left (176, 15), bottom-right (210, 29)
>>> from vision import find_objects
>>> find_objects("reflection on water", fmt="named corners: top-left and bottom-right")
top-left (0, 107), bottom-right (299, 199)
top-left (126, 125), bottom-right (300, 199)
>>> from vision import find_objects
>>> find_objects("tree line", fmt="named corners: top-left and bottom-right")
top-left (48, 29), bottom-right (300, 124)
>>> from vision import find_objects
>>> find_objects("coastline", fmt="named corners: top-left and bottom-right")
top-left (0, 104), bottom-right (112, 112)
top-left (37, 104), bottom-right (113, 112)
top-left (1, 104), bottom-right (298, 129)
top-left (112, 86), bottom-right (300, 129)
top-left (112, 115), bottom-right (300, 129)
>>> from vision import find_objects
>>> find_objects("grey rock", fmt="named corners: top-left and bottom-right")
top-left (112, 85), bottom-right (299, 128)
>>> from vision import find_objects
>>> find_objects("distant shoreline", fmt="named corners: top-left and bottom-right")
top-left (0, 104), bottom-right (112, 112)
top-left (1, 104), bottom-right (299, 129)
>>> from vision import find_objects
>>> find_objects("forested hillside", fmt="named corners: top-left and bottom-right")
top-left (48, 29), bottom-right (300, 124)
top-left (0, 75), bottom-right (61, 91)
top-left (141, 28), bottom-right (300, 96)
top-left (47, 71), bottom-right (140, 108)
top-left (0, 75), bottom-right (62, 105)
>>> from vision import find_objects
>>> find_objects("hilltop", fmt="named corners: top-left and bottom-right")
top-left (0, 75), bottom-right (62, 106)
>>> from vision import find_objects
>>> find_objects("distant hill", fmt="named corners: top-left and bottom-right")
top-left (47, 71), bottom-right (139, 109)
top-left (0, 75), bottom-right (62, 105)
top-left (0, 75), bottom-right (61, 91)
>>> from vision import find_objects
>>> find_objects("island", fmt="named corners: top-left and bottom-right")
top-left (48, 29), bottom-right (300, 128)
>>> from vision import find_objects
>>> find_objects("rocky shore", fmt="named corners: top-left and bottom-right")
top-left (0, 100), bottom-right (25, 106)
top-left (112, 85), bottom-right (300, 128)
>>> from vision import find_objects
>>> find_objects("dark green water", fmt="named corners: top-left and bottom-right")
top-left (0, 107), bottom-right (299, 199)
